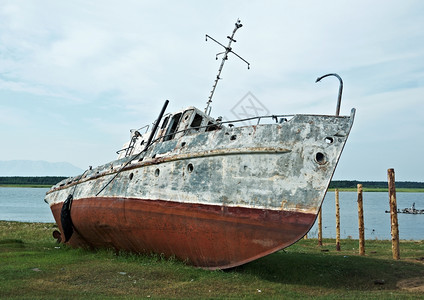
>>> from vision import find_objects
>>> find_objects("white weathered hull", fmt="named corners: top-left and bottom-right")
top-left (45, 110), bottom-right (355, 268)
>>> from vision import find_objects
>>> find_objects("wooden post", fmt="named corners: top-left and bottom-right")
top-left (388, 168), bottom-right (400, 260)
top-left (357, 184), bottom-right (365, 256)
top-left (335, 189), bottom-right (341, 251)
top-left (318, 206), bottom-right (323, 246)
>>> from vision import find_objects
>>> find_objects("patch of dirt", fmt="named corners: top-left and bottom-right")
top-left (397, 277), bottom-right (424, 292)
top-left (404, 257), bottom-right (424, 266)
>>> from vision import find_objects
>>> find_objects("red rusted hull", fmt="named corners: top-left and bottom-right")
top-left (51, 197), bottom-right (315, 269)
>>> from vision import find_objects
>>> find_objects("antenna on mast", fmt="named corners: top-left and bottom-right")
top-left (204, 19), bottom-right (250, 115)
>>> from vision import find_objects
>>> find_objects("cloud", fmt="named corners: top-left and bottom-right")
top-left (0, 0), bottom-right (423, 180)
top-left (0, 104), bottom-right (30, 127)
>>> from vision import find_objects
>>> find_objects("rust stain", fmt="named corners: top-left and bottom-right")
top-left (50, 197), bottom-right (315, 269)
top-left (45, 104), bottom-right (355, 269)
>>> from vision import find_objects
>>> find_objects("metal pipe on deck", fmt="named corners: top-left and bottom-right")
top-left (315, 73), bottom-right (343, 116)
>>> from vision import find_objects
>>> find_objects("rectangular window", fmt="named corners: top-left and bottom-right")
top-left (161, 116), bottom-right (169, 129)
top-left (164, 113), bottom-right (182, 141)
top-left (190, 113), bottom-right (203, 131)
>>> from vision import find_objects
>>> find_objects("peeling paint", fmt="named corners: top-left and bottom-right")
top-left (45, 106), bottom-right (355, 269)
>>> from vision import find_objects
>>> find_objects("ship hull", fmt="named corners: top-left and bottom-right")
top-left (51, 196), bottom-right (315, 269)
top-left (46, 111), bottom-right (355, 269)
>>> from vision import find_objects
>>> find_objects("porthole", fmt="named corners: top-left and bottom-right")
top-left (315, 152), bottom-right (326, 165)
top-left (155, 168), bottom-right (160, 177)
top-left (230, 135), bottom-right (237, 141)
top-left (325, 137), bottom-right (334, 144)
top-left (129, 173), bottom-right (134, 180)
top-left (181, 142), bottom-right (186, 148)
top-left (187, 163), bottom-right (194, 173)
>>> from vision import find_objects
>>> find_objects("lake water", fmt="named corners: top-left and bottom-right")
top-left (0, 187), bottom-right (54, 223)
top-left (0, 188), bottom-right (423, 240)
top-left (310, 191), bottom-right (424, 241)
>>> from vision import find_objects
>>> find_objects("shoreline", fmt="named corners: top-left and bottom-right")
top-left (0, 184), bottom-right (52, 188)
top-left (329, 188), bottom-right (424, 193)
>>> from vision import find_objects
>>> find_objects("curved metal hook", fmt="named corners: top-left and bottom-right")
top-left (315, 73), bottom-right (343, 116)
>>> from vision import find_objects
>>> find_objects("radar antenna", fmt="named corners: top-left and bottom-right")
top-left (204, 19), bottom-right (250, 115)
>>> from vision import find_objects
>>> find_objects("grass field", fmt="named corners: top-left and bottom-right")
top-left (1, 221), bottom-right (423, 299)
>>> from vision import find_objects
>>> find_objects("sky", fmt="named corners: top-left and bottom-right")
top-left (0, 0), bottom-right (423, 181)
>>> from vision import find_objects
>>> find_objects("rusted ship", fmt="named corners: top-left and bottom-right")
top-left (45, 20), bottom-right (355, 269)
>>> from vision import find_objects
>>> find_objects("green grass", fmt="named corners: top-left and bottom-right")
top-left (0, 184), bottom-right (52, 188)
top-left (1, 221), bottom-right (423, 299)
top-left (329, 188), bottom-right (424, 193)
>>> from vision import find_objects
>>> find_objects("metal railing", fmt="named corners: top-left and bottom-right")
top-left (115, 124), bottom-right (151, 155)
top-left (147, 113), bottom-right (295, 148)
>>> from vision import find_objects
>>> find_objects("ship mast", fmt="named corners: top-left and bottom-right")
top-left (204, 19), bottom-right (250, 115)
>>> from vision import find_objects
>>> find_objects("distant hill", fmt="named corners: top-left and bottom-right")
top-left (0, 160), bottom-right (83, 176)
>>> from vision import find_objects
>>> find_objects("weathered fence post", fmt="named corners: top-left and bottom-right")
top-left (335, 189), bottom-right (341, 251)
top-left (357, 184), bottom-right (365, 256)
top-left (318, 206), bottom-right (323, 246)
top-left (388, 168), bottom-right (400, 260)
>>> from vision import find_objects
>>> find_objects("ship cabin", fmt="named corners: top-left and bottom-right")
top-left (117, 106), bottom-right (221, 159)
top-left (157, 106), bottom-right (220, 142)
